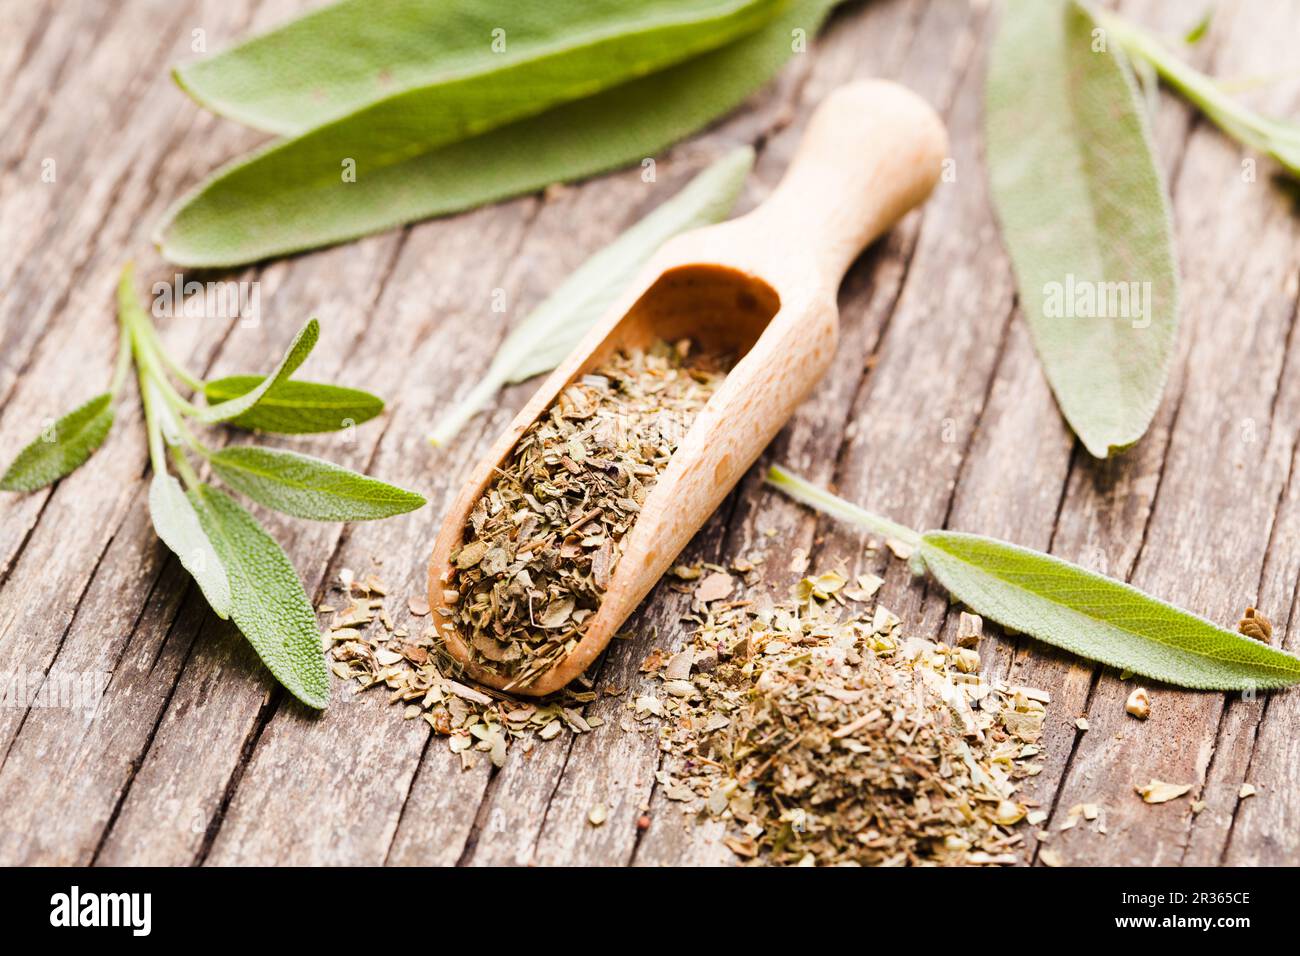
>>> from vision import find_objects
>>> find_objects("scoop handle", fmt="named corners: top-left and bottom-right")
top-left (744, 79), bottom-right (948, 286)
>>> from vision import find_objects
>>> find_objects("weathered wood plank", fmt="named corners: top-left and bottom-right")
top-left (0, 0), bottom-right (271, 585)
top-left (194, 202), bottom-right (542, 865)
top-left (4, 0), bottom-right (1298, 867)
top-left (200, 165), bottom-right (716, 866)
top-left (0, 2), bottom-right (116, 180)
top-left (403, 24), bottom-right (851, 867)
top-left (940, 0), bottom-right (1213, 863)
top-left (0, 4), bottom-right (58, 113)
top-left (1179, 0), bottom-right (1300, 867)
top-left (449, 0), bottom-right (946, 867)
top-left (638, 0), bottom-right (1009, 865)
top-left (1216, 382), bottom-right (1300, 865)
top-left (0, 0), bottom-right (410, 868)
top-left (1038, 0), bottom-right (1300, 867)
top-left (0, 0), bottom-right (253, 404)
top-left (92, 225), bottom-right (412, 865)
top-left (0, 0), bottom-right (329, 865)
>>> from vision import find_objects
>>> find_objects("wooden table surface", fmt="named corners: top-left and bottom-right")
top-left (1, 0), bottom-right (1297, 867)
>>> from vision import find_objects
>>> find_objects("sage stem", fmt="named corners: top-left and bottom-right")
top-left (168, 442), bottom-right (202, 490)
top-left (1101, 10), bottom-right (1300, 176)
top-left (138, 374), bottom-right (169, 478)
top-left (110, 326), bottom-right (132, 396)
top-left (766, 465), bottom-right (923, 550)
top-left (137, 311), bottom-right (206, 391)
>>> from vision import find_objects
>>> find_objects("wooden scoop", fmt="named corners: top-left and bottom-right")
top-left (428, 79), bottom-right (947, 696)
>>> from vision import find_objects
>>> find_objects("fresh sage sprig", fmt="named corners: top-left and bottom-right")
top-left (986, 0), bottom-right (1179, 460)
top-left (155, 0), bottom-right (838, 266)
top-left (767, 466), bottom-right (1300, 692)
top-left (1099, 9), bottom-right (1300, 179)
top-left (429, 145), bottom-right (755, 446)
top-left (0, 265), bottom-right (426, 709)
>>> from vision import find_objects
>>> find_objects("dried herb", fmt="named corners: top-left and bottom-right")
top-left (986, 0), bottom-right (1179, 459)
top-left (445, 340), bottom-right (727, 688)
top-left (768, 466), bottom-right (1300, 691)
top-left (324, 571), bottom-right (602, 767)
top-left (1125, 686), bottom-right (1151, 719)
top-left (430, 146), bottom-right (753, 446)
top-left (1135, 780), bottom-right (1193, 804)
top-left (637, 566), bottom-right (1049, 865)
top-left (1238, 607), bottom-right (1272, 642)
top-left (0, 266), bottom-right (426, 709)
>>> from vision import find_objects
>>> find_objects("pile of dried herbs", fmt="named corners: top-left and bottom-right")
top-left (445, 339), bottom-right (727, 688)
top-left (330, 558), bottom-right (1053, 863)
top-left (324, 569), bottom-right (605, 768)
top-left (635, 571), bottom-right (1050, 866)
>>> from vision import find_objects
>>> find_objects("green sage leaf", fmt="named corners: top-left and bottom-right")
top-left (986, 0), bottom-right (1178, 458)
top-left (155, 0), bottom-right (838, 267)
top-left (148, 472), bottom-right (232, 618)
top-left (175, 0), bottom-right (785, 136)
top-left (203, 376), bottom-right (383, 433)
top-left (0, 393), bottom-right (114, 492)
top-left (208, 445), bottom-right (425, 521)
top-left (430, 146), bottom-right (754, 445)
top-left (188, 484), bottom-right (330, 709)
top-left (767, 466), bottom-right (1300, 692)
top-left (919, 531), bottom-right (1300, 691)
top-left (194, 319), bottom-right (319, 423)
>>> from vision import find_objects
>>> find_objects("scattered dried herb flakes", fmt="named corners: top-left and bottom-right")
top-left (1135, 780), bottom-right (1193, 805)
top-left (1125, 686), bottom-right (1151, 720)
top-left (1060, 801), bottom-right (1105, 835)
top-left (323, 570), bottom-right (601, 768)
top-left (444, 340), bottom-right (727, 688)
top-left (630, 572), bottom-right (1053, 866)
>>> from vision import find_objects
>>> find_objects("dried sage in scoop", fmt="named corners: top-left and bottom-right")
top-left (443, 339), bottom-right (727, 688)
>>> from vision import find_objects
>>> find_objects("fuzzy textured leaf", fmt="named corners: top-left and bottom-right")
top-left (203, 376), bottom-right (383, 433)
top-left (148, 472), bottom-right (232, 618)
top-left (174, 0), bottom-right (785, 136)
top-left (430, 146), bottom-right (754, 445)
top-left (920, 531), bottom-right (1300, 691)
top-left (208, 445), bottom-right (425, 521)
top-left (189, 484), bottom-right (330, 709)
top-left (986, 0), bottom-right (1178, 457)
top-left (156, 0), bottom-right (838, 266)
top-left (0, 394), bottom-right (114, 492)
top-left (194, 319), bottom-right (319, 423)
